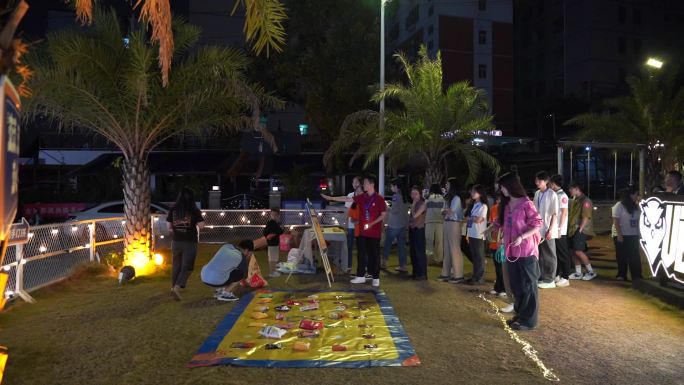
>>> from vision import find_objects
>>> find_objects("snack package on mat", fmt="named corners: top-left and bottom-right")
top-left (259, 326), bottom-right (287, 339)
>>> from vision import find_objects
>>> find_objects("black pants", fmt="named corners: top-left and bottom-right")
top-left (172, 240), bottom-right (198, 288)
top-left (509, 256), bottom-right (540, 328)
top-left (357, 236), bottom-right (381, 279)
top-left (461, 235), bottom-right (472, 262)
top-left (409, 227), bottom-right (427, 278)
top-left (493, 259), bottom-right (505, 293)
top-left (614, 235), bottom-right (642, 280)
top-left (555, 235), bottom-right (571, 279)
top-left (469, 238), bottom-right (486, 282)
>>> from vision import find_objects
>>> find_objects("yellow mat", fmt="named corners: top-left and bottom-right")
top-left (189, 289), bottom-right (420, 368)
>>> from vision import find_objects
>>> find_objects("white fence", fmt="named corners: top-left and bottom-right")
top-left (4, 208), bottom-right (348, 302)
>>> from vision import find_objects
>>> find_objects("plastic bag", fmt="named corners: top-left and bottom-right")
top-left (279, 233), bottom-right (293, 252)
top-left (494, 245), bottom-right (506, 264)
top-left (259, 326), bottom-right (287, 339)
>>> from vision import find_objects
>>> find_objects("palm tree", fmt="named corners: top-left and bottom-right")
top-left (324, 46), bottom-right (499, 186)
top-left (71, 0), bottom-right (287, 85)
top-left (565, 68), bottom-right (684, 184)
top-left (24, 9), bottom-right (281, 271)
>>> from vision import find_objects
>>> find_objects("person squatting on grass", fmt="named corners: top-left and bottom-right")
top-left (200, 240), bottom-right (254, 302)
top-left (321, 175), bottom-right (387, 287)
top-left (382, 178), bottom-right (410, 272)
top-left (437, 178), bottom-right (465, 284)
top-left (167, 187), bottom-right (205, 301)
top-left (533, 171), bottom-right (560, 289)
top-left (489, 173), bottom-right (542, 331)
top-left (464, 184), bottom-right (489, 285)
top-left (263, 208), bottom-right (284, 278)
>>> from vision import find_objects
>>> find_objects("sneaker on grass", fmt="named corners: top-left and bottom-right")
top-left (582, 271), bottom-right (597, 281)
top-left (568, 272), bottom-right (583, 280)
top-left (217, 292), bottom-right (239, 302)
top-left (436, 275), bottom-right (450, 282)
top-left (350, 276), bottom-right (366, 284)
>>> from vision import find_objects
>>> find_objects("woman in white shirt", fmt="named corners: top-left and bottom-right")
top-left (464, 184), bottom-right (489, 284)
top-left (437, 178), bottom-right (465, 283)
top-left (611, 188), bottom-right (642, 281)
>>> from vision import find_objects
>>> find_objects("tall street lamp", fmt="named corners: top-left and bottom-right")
top-left (378, 0), bottom-right (389, 196)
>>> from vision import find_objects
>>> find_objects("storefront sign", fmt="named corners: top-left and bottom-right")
top-left (0, 76), bottom-right (20, 243)
top-left (639, 195), bottom-right (684, 284)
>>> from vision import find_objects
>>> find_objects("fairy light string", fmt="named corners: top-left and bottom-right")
top-left (478, 294), bottom-right (561, 382)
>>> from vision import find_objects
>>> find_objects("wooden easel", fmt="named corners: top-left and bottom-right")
top-left (285, 199), bottom-right (335, 287)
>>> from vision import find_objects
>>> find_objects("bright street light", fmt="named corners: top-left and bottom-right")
top-left (646, 57), bottom-right (663, 69)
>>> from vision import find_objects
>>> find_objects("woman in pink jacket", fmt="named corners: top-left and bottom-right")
top-left (493, 173), bottom-right (542, 331)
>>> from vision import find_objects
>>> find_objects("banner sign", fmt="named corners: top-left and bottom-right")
top-left (7, 218), bottom-right (29, 246)
top-left (639, 194), bottom-right (684, 284)
top-left (0, 76), bottom-right (20, 242)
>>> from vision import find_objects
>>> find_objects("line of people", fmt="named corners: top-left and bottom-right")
top-left (322, 171), bottom-right (607, 331)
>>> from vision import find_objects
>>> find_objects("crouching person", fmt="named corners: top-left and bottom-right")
top-left (201, 239), bottom-right (254, 302)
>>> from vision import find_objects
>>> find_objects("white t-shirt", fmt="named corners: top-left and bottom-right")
top-left (467, 202), bottom-right (488, 239)
top-left (345, 192), bottom-right (355, 229)
top-left (612, 202), bottom-right (640, 237)
top-left (556, 189), bottom-right (570, 236)
top-left (533, 188), bottom-right (560, 239)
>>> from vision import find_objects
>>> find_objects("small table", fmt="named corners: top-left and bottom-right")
top-left (299, 227), bottom-right (348, 272)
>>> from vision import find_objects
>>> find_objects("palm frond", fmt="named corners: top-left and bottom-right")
top-left (234, 0), bottom-right (287, 56)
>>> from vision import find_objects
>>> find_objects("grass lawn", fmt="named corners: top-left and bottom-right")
top-left (0, 239), bottom-right (682, 385)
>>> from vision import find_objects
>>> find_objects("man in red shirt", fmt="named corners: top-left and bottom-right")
top-left (322, 175), bottom-right (387, 287)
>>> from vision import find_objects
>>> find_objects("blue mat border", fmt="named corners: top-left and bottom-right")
top-left (190, 289), bottom-right (418, 368)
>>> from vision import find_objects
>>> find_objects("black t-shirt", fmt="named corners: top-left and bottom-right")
top-left (263, 219), bottom-right (284, 246)
top-left (167, 207), bottom-right (204, 243)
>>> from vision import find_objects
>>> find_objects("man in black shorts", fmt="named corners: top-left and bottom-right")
top-left (200, 239), bottom-right (254, 301)
top-left (567, 184), bottom-right (597, 281)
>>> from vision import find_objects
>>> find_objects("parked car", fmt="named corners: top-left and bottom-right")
top-left (68, 201), bottom-right (169, 221)
top-left (68, 201), bottom-right (169, 244)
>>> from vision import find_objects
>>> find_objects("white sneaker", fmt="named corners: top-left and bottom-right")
top-left (489, 289), bottom-right (498, 295)
top-left (582, 271), bottom-right (597, 281)
top-left (217, 292), bottom-right (239, 302)
top-left (268, 271), bottom-right (282, 278)
top-left (500, 304), bottom-right (515, 313)
top-left (350, 276), bottom-right (366, 284)
top-left (538, 281), bottom-right (556, 289)
top-left (372, 279), bottom-right (380, 287)
top-left (556, 278), bottom-right (570, 287)
top-left (213, 288), bottom-right (223, 298)
top-left (497, 292), bottom-right (508, 298)
top-left (554, 275), bottom-right (561, 283)
top-left (569, 272), bottom-right (583, 280)
top-left (364, 274), bottom-right (373, 281)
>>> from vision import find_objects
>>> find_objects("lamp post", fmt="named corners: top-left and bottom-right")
top-left (547, 113), bottom-right (556, 140)
top-left (378, 0), bottom-right (388, 196)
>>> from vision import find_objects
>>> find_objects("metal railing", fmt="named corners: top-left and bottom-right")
top-left (3, 208), bottom-right (348, 302)
top-left (152, 208), bottom-right (348, 244)
top-left (2, 217), bottom-right (125, 302)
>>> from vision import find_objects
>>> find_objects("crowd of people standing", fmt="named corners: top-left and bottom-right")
top-left (321, 170), bottom-right (655, 332)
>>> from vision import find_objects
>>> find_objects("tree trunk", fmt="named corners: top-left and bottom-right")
top-left (424, 165), bottom-right (444, 187)
top-left (122, 156), bottom-right (151, 261)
